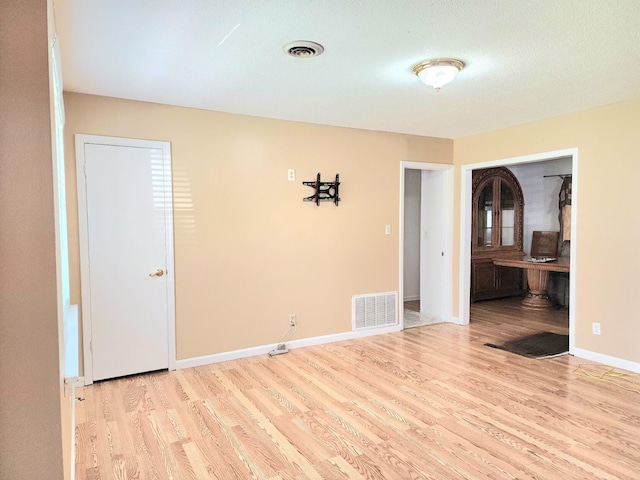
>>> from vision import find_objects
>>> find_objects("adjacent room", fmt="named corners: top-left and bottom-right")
top-left (2, 1), bottom-right (640, 479)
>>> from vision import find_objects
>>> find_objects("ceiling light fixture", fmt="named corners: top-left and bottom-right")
top-left (413, 59), bottom-right (465, 91)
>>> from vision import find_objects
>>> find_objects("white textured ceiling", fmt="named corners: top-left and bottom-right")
top-left (55, 0), bottom-right (640, 139)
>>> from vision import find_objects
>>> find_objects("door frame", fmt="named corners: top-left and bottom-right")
top-left (76, 134), bottom-right (176, 385)
top-left (399, 161), bottom-right (454, 328)
top-left (458, 148), bottom-right (578, 352)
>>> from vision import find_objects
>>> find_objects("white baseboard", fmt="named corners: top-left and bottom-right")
top-left (447, 316), bottom-right (462, 325)
top-left (572, 347), bottom-right (640, 373)
top-left (176, 324), bottom-right (403, 370)
top-left (403, 294), bottom-right (420, 302)
top-left (176, 344), bottom-right (273, 369)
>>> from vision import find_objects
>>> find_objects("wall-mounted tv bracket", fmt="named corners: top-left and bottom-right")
top-left (303, 173), bottom-right (340, 206)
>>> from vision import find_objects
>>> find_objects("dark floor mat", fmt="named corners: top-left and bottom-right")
top-left (485, 332), bottom-right (569, 359)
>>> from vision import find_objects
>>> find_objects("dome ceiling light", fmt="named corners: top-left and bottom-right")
top-left (413, 59), bottom-right (465, 91)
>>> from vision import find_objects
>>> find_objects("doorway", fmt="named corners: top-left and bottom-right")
top-left (399, 162), bottom-right (453, 329)
top-left (459, 148), bottom-right (578, 352)
top-left (76, 135), bottom-right (176, 383)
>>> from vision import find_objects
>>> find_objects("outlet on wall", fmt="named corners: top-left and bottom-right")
top-left (289, 314), bottom-right (296, 326)
top-left (592, 322), bottom-right (601, 335)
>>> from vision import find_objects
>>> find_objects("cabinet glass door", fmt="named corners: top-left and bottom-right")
top-left (500, 181), bottom-right (515, 246)
top-left (477, 183), bottom-right (493, 247)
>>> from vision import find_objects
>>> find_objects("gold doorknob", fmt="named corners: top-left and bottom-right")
top-left (149, 269), bottom-right (164, 277)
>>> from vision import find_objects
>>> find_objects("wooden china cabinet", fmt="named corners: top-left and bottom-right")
top-left (471, 167), bottom-right (525, 302)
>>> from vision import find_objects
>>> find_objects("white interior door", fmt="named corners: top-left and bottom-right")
top-left (420, 170), bottom-right (445, 320)
top-left (77, 135), bottom-right (175, 382)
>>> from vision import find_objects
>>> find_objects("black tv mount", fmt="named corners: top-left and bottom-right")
top-left (303, 173), bottom-right (340, 206)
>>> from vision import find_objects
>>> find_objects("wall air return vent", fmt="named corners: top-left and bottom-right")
top-left (352, 292), bottom-right (397, 331)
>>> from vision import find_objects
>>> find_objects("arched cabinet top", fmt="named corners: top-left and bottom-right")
top-left (472, 167), bottom-right (525, 207)
top-left (471, 166), bottom-right (525, 255)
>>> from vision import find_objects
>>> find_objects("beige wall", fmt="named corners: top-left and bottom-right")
top-left (453, 99), bottom-right (640, 364)
top-left (64, 93), bottom-right (452, 360)
top-left (0, 1), bottom-right (65, 478)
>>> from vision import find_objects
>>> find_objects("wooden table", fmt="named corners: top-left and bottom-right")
top-left (492, 256), bottom-right (570, 310)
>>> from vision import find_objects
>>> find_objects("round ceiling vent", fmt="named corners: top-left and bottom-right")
top-left (283, 41), bottom-right (324, 58)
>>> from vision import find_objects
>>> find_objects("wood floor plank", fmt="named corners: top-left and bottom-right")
top-left (187, 400), bottom-right (255, 478)
top-left (76, 298), bottom-right (640, 479)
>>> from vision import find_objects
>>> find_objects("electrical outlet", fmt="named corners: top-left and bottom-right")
top-left (592, 322), bottom-right (601, 335)
top-left (289, 314), bottom-right (296, 326)
top-left (287, 169), bottom-right (295, 181)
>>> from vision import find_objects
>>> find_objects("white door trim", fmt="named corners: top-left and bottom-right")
top-left (75, 134), bottom-right (176, 385)
top-left (458, 148), bottom-right (578, 353)
top-left (399, 161), bottom-right (454, 328)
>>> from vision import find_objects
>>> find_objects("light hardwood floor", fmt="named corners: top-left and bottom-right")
top-left (75, 299), bottom-right (639, 479)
